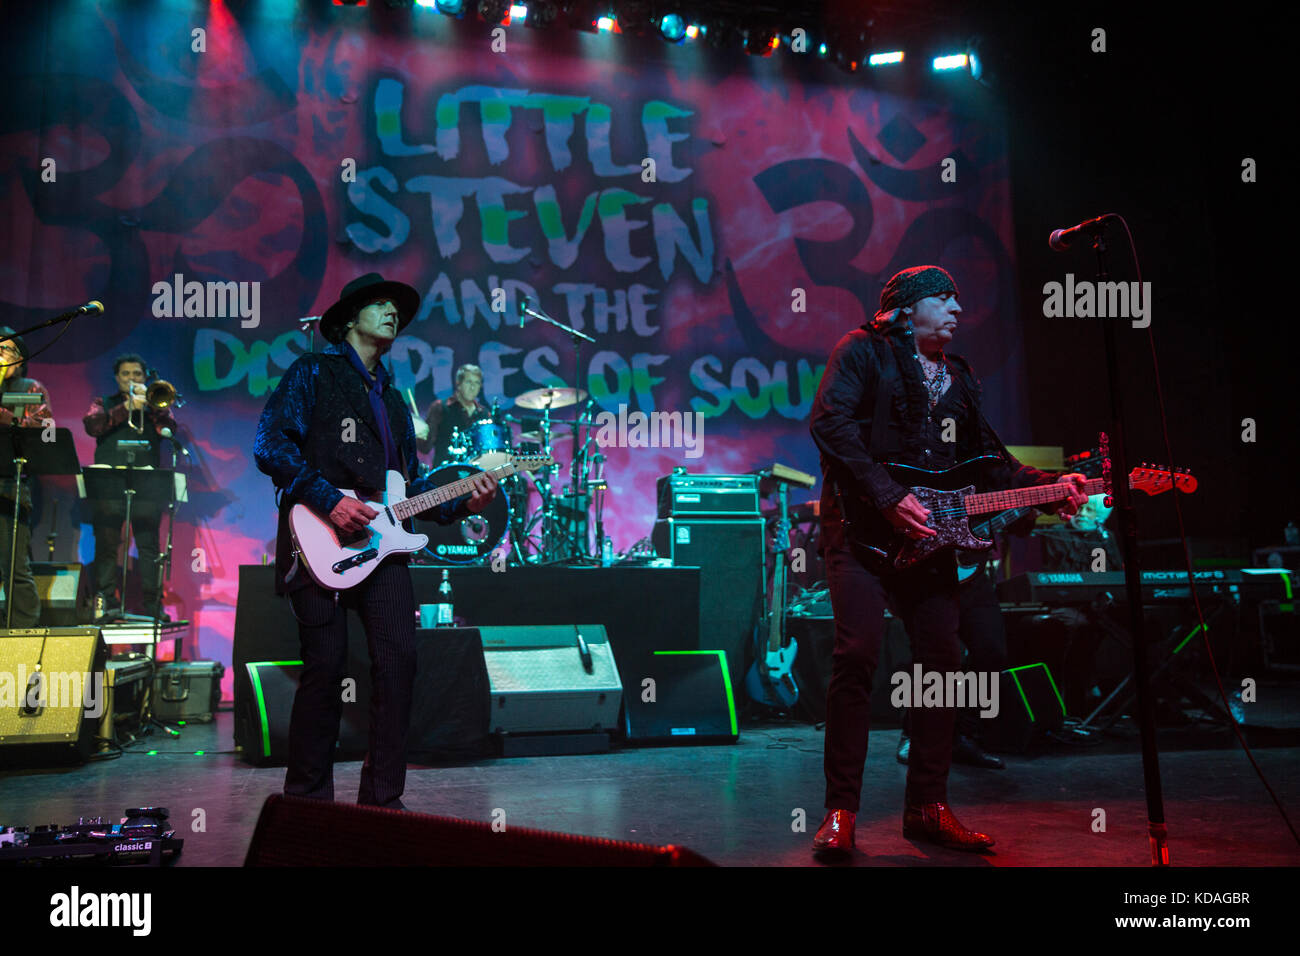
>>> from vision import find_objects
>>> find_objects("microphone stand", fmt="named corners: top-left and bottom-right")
top-left (1089, 227), bottom-right (1168, 866)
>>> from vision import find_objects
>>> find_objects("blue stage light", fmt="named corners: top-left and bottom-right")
top-left (659, 13), bottom-right (686, 42)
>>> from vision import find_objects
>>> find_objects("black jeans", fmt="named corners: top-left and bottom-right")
top-left (823, 542), bottom-right (962, 811)
top-left (902, 565), bottom-right (1010, 741)
top-left (92, 498), bottom-right (162, 608)
top-left (284, 557), bottom-right (417, 809)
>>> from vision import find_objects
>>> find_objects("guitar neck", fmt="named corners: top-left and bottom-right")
top-left (392, 462), bottom-right (514, 520)
top-left (965, 477), bottom-right (1106, 516)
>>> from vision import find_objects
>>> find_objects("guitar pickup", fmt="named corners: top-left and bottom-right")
top-left (332, 548), bottom-right (379, 573)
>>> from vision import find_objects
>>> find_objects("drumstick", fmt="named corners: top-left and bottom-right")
top-left (405, 388), bottom-right (420, 417)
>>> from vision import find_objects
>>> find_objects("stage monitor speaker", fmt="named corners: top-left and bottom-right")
top-left (478, 625), bottom-right (622, 736)
top-left (0, 626), bottom-right (106, 764)
top-left (244, 793), bottom-right (714, 866)
top-left (981, 663), bottom-right (1066, 753)
top-left (241, 661), bottom-right (371, 766)
top-left (623, 650), bottom-right (738, 744)
top-left (239, 627), bottom-right (492, 766)
top-left (651, 517), bottom-right (764, 692)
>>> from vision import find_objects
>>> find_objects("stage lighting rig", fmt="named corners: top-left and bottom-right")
top-left (614, 1), bottom-right (654, 36)
top-left (743, 27), bottom-right (777, 56)
top-left (526, 0), bottom-right (558, 26)
top-left (658, 13), bottom-right (686, 43)
top-left (478, 0), bottom-right (510, 22)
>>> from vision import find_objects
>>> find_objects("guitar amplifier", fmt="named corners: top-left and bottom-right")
top-left (0, 627), bottom-right (107, 764)
top-left (652, 517), bottom-right (765, 692)
top-left (657, 473), bottom-right (760, 517)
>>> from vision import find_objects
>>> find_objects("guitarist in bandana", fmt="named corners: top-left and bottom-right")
top-left (808, 266), bottom-right (1088, 855)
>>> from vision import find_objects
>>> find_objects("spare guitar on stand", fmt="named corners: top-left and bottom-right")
top-left (746, 464), bottom-right (816, 712)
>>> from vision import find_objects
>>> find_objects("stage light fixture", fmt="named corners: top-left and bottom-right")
top-left (596, 14), bottom-right (615, 31)
top-left (933, 53), bottom-right (968, 71)
top-left (526, 0), bottom-right (557, 26)
top-left (479, 0), bottom-right (510, 22)
top-left (744, 28), bottom-right (777, 56)
top-left (867, 51), bottom-right (904, 66)
top-left (510, 3), bottom-right (528, 18)
top-left (685, 24), bottom-right (699, 40)
top-left (659, 13), bottom-right (686, 42)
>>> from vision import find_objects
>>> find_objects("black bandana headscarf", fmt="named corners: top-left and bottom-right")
top-left (869, 266), bottom-right (960, 330)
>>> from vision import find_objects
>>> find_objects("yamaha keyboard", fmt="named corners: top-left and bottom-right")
top-left (998, 569), bottom-right (1292, 605)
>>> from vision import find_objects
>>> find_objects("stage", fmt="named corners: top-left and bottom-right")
top-left (3, 692), bottom-right (1298, 867)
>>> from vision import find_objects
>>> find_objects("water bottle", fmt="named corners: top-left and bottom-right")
top-left (436, 569), bottom-right (454, 626)
top-left (601, 537), bottom-right (613, 567)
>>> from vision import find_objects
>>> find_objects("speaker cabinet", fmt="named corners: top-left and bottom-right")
top-left (652, 517), bottom-right (764, 692)
top-left (245, 793), bottom-right (714, 866)
top-left (623, 650), bottom-right (738, 744)
top-left (981, 663), bottom-right (1067, 753)
top-left (0, 626), bottom-right (106, 764)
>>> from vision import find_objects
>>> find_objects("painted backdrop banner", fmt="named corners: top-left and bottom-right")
top-left (0, 4), bottom-right (1024, 696)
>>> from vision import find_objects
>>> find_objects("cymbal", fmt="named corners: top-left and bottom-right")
top-left (514, 387), bottom-right (588, 410)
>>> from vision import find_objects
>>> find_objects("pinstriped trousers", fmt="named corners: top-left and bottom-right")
top-left (284, 557), bottom-right (416, 809)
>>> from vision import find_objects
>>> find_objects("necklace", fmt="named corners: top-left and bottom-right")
top-left (915, 352), bottom-right (947, 410)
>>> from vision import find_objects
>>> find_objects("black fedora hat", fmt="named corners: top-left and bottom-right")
top-left (319, 273), bottom-right (421, 344)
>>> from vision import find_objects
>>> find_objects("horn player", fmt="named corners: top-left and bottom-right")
top-left (82, 352), bottom-right (178, 622)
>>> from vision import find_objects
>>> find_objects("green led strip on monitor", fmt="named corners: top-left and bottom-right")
top-left (246, 660), bottom-right (303, 758)
top-left (652, 650), bottom-right (737, 736)
top-left (1004, 662), bottom-right (1065, 723)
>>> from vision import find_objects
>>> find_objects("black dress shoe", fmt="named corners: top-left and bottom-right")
top-left (952, 734), bottom-right (1005, 770)
top-left (896, 733), bottom-right (910, 765)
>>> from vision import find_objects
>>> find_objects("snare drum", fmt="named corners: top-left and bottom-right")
top-left (466, 418), bottom-right (511, 468)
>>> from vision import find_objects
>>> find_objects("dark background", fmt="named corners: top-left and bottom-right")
top-left (980, 3), bottom-right (1284, 553)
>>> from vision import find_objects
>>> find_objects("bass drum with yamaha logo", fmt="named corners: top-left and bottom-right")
top-left (413, 462), bottom-right (511, 564)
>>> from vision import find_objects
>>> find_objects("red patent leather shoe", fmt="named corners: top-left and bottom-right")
top-left (902, 802), bottom-right (995, 852)
top-left (812, 809), bottom-right (856, 853)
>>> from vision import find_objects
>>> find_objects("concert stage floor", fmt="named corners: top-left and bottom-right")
top-left (4, 693), bottom-right (1298, 867)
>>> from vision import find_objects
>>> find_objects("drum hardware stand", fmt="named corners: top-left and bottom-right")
top-left (519, 299), bottom-right (598, 562)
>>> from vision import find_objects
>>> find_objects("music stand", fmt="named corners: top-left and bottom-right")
top-left (0, 426), bottom-right (82, 628)
top-left (81, 466), bottom-right (175, 624)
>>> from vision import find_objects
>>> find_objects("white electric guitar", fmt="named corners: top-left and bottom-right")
top-left (289, 454), bottom-right (553, 590)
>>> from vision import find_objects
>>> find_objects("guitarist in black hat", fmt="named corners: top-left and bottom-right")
top-left (254, 273), bottom-right (497, 810)
top-left (808, 266), bottom-right (1088, 855)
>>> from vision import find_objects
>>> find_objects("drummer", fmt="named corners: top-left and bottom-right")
top-left (417, 363), bottom-right (489, 465)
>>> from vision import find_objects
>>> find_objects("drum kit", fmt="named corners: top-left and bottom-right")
top-left (415, 386), bottom-right (609, 566)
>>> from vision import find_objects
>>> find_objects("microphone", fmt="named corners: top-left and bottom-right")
top-left (159, 427), bottom-right (190, 457)
top-left (79, 300), bottom-right (104, 315)
top-left (1048, 214), bottom-right (1117, 252)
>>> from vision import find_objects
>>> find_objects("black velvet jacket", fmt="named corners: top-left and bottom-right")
top-left (254, 343), bottom-right (469, 593)
top-left (809, 322), bottom-right (1058, 552)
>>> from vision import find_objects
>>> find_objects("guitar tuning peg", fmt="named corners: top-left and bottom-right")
top-left (1103, 495), bottom-right (1113, 508)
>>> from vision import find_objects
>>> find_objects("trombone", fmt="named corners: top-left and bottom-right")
top-left (128, 369), bottom-right (183, 433)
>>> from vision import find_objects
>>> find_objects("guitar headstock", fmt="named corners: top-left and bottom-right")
top-left (1130, 463), bottom-right (1198, 496)
top-left (504, 454), bottom-right (557, 475)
